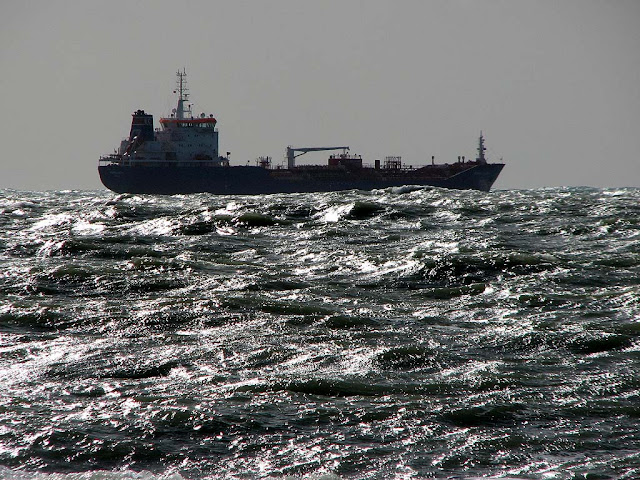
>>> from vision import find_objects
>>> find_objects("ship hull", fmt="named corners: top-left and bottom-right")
top-left (98, 163), bottom-right (504, 195)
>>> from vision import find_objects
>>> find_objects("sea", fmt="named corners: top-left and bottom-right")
top-left (0, 186), bottom-right (639, 480)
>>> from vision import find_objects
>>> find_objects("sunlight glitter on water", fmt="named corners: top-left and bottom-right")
top-left (1, 187), bottom-right (640, 478)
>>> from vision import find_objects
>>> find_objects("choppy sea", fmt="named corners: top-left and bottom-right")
top-left (0, 186), bottom-right (639, 480)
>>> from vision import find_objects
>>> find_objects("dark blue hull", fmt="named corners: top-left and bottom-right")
top-left (98, 163), bottom-right (504, 195)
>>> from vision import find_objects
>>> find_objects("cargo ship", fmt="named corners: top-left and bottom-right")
top-left (98, 71), bottom-right (504, 195)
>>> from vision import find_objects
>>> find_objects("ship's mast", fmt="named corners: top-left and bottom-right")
top-left (476, 131), bottom-right (487, 165)
top-left (174, 69), bottom-right (191, 120)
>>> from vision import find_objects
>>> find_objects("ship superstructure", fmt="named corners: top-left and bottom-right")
top-left (102, 70), bottom-right (226, 168)
top-left (99, 71), bottom-right (504, 194)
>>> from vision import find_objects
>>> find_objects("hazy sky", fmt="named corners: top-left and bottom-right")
top-left (1, 0), bottom-right (639, 191)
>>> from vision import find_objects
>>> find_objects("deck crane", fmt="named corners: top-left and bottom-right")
top-left (286, 146), bottom-right (350, 169)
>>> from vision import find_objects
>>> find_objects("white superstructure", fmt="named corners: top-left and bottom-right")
top-left (104, 70), bottom-right (226, 166)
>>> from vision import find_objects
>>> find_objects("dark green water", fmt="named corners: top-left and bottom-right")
top-left (1, 187), bottom-right (639, 479)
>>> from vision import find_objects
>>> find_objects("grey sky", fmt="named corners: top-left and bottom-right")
top-left (1, 0), bottom-right (639, 191)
